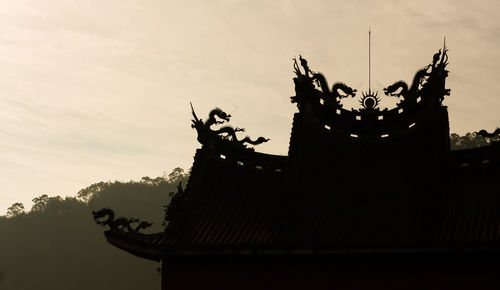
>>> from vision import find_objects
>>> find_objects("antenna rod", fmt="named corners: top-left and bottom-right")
top-left (368, 28), bottom-right (371, 92)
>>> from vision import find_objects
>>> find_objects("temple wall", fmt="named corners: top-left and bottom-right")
top-left (284, 100), bottom-right (451, 243)
top-left (161, 254), bottom-right (500, 290)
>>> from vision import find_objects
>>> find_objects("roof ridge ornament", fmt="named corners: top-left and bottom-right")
top-left (360, 89), bottom-right (380, 110)
top-left (368, 28), bottom-right (372, 92)
top-left (359, 29), bottom-right (380, 111)
top-left (291, 41), bottom-right (450, 114)
top-left (383, 42), bottom-right (450, 106)
top-left (475, 128), bottom-right (500, 139)
top-left (92, 208), bottom-right (152, 233)
top-left (291, 56), bottom-right (357, 112)
top-left (190, 103), bottom-right (269, 149)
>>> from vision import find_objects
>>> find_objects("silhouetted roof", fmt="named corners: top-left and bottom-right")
top-left (101, 47), bottom-right (500, 261)
top-left (105, 143), bottom-right (500, 261)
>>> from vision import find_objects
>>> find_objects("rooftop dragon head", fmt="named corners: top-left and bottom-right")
top-left (332, 82), bottom-right (357, 99)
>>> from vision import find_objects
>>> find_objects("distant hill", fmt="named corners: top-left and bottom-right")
top-left (0, 168), bottom-right (188, 290)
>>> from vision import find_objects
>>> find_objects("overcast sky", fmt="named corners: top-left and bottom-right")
top-left (1, 0), bottom-right (500, 215)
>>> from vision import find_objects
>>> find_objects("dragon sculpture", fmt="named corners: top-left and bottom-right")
top-left (294, 55), bottom-right (312, 79)
top-left (292, 55), bottom-right (357, 109)
top-left (384, 46), bottom-right (450, 104)
top-left (331, 82), bottom-right (357, 100)
top-left (190, 103), bottom-right (269, 148)
top-left (312, 73), bottom-right (357, 100)
top-left (291, 56), bottom-right (317, 108)
top-left (475, 128), bottom-right (500, 139)
top-left (383, 66), bottom-right (430, 103)
top-left (92, 208), bottom-right (152, 233)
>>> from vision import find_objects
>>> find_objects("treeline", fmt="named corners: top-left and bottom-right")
top-left (450, 131), bottom-right (499, 150)
top-left (0, 168), bottom-right (188, 290)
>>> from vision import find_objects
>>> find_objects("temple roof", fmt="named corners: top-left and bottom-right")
top-left (97, 47), bottom-right (500, 261)
top-left (104, 141), bottom-right (500, 261)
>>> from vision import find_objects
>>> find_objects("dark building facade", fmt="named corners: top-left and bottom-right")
top-left (95, 47), bottom-right (500, 289)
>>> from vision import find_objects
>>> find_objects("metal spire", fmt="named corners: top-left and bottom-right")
top-left (368, 28), bottom-right (371, 92)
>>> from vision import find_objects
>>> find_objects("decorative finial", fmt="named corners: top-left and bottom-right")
top-left (369, 28), bottom-right (371, 92)
top-left (360, 28), bottom-right (379, 110)
top-left (360, 90), bottom-right (380, 110)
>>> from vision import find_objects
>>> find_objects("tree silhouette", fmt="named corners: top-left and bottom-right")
top-left (450, 132), bottom-right (493, 150)
top-left (6, 202), bottom-right (25, 218)
top-left (76, 181), bottom-right (107, 203)
top-left (166, 167), bottom-right (188, 184)
top-left (31, 194), bottom-right (50, 213)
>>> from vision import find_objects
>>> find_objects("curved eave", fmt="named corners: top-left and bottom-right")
top-left (104, 229), bottom-right (500, 259)
top-left (198, 142), bottom-right (288, 174)
top-left (105, 230), bottom-right (165, 261)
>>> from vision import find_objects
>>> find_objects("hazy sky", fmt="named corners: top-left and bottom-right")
top-left (1, 0), bottom-right (500, 214)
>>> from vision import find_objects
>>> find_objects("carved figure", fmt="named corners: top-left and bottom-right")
top-left (312, 73), bottom-right (330, 95)
top-left (292, 56), bottom-right (357, 113)
top-left (293, 57), bottom-right (301, 76)
top-left (212, 125), bottom-right (245, 141)
top-left (438, 47), bottom-right (448, 68)
top-left (427, 45), bottom-right (451, 102)
top-left (240, 136), bottom-right (270, 145)
top-left (299, 55), bottom-right (311, 78)
top-left (133, 221), bottom-right (153, 232)
top-left (206, 108), bottom-right (231, 126)
top-left (92, 208), bottom-right (152, 233)
top-left (384, 67), bottom-right (430, 102)
top-left (359, 90), bottom-right (380, 110)
top-left (191, 104), bottom-right (232, 131)
top-left (191, 103), bottom-right (269, 148)
top-left (384, 81), bottom-right (408, 98)
top-left (190, 103), bottom-right (239, 144)
top-left (475, 128), bottom-right (500, 138)
top-left (332, 82), bottom-right (357, 100)
top-left (310, 72), bottom-right (356, 102)
top-left (217, 125), bottom-right (270, 147)
top-left (385, 45), bottom-right (451, 104)
top-left (432, 49), bottom-right (441, 68)
top-left (293, 55), bottom-right (312, 78)
top-left (291, 56), bottom-right (316, 108)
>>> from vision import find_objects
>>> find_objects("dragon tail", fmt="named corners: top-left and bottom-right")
top-left (240, 136), bottom-right (270, 146)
